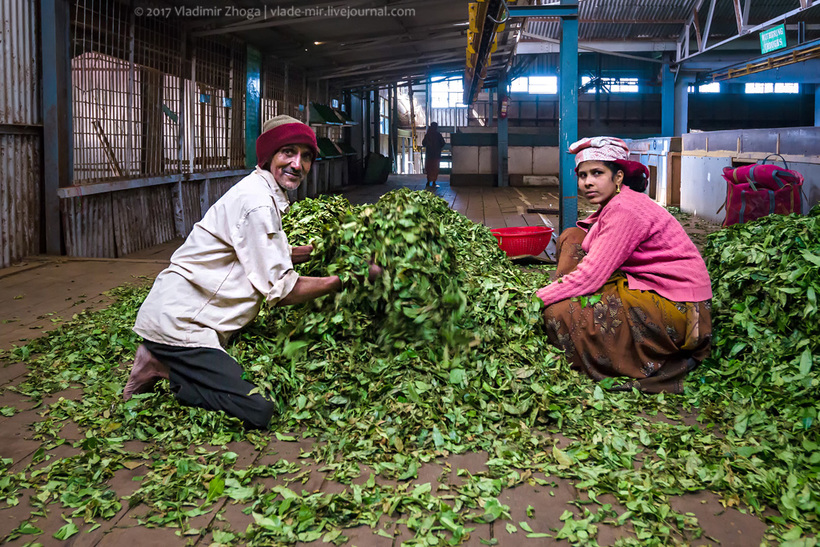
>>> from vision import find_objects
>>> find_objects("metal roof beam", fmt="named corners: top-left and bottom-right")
top-left (342, 63), bottom-right (464, 84)
top-left (309, 20), bottom-right (469, 46)
top-left (696, 37), bottom-right (820, 83)
top-left (702, 0), bottom-right (718, 50)
top-left (742, 0), bottom-right (752, 28)
top-left (678, 0), bottom-right (708, 61)
top-left (732, 0), bottom-right (744, 34)
top-left (506, 4), bottom-right (579, 17)
top-left (317, 52), bottom-right (464, 79)
top-left (518, 35), bottom-right (676, 54)
top-left (692, 6), bottom-right (704, 51)
top-left (676, 3), bottom-right (817, 64)
top-left (321, 36), bottom-right (468, 57)
top-left (331, 59), bottom-right (465, 85)
top-left (346, 70), bottom-right (465, 91)
top-left (520, 32), bottom-right (664, 63)
top-left (315, 46), bottom-right (466, 78)
top-left (192, 0), bottom-right (444, 36)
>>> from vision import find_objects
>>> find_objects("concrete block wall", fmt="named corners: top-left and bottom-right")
top-left (452, 146), bottom-right (478, 174)
top-left (508, 147), bottom-right (532, 175)
top-left (533, 147), bottom-right (560, 175)
top-left (478, 146), bottom-right (497, 174)
top-left (452, 143), bottom-right (559, 185)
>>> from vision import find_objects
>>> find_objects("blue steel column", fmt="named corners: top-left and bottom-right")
top-left (558, 6), bottom-right (578, 233)
top-left (245, 46), bottom-right (261, 168)
top-left (497, 72), bottom-right (508, 187)
top-left (41, 0), bottom-right (72, 254)
top-left (815, 84), bottom-right (820, 127)
top-left (661, 54), bottom-right (675, 137)
top-left (674, 74), bottom-right (693, 136)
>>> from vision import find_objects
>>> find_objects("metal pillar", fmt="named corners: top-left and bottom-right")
top-left (674, 74), bottom-right (694, 135)
top-left (364, 90), bottom-right (371, 157)
top-left (558, 3), bottom-right (579, 233)
top-left (40, 0), bottom-right (72, 255)
top-left (488, 88), bottom-right (494, 126)
top-left (815, 84), bottom-right (820, 127)
top-left (661, 54), bottom-right (675, 137)
top-left (426, 80), bottom-right (432, 129)
top-left (372, 89), bottom-right (380, 155)
top-left (245, 46), bottom-right (261, 168)
top-left (391, 83), bottom-right (399, 172)
top-left (499, 1), bottom-right (578, 225)
top-left (497, 73), bottom-right (508, 187)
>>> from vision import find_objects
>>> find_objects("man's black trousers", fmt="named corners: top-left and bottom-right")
top-left (143, 341), bottom-right (275, 429)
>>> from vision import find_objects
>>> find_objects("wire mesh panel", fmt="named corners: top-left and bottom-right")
top-left (72, 1), bottom-right (184, 181)
top-left (191, 37), bottom-right (229, 171)
top-left (134, 15), bottom-right (183, 176)
top-left (260, 59), bottom-right (311, 125)
top-left (261, 57), bottom-right (286, 123)
top-left (71, 0), bottom-right (135, 181)
top-left (287, 66), bottom-right (308, 122)
top-left (71, 2), bottom-right (243, 182)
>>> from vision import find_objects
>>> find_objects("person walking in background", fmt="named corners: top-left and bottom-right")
top-left (422, 122), bottom-right (446, 188)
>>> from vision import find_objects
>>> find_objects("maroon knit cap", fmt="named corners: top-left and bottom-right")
top-left (256, 115), bottom-right (319, 167)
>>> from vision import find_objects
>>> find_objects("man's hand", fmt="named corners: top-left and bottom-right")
top-left (291, 245), bottom-right (314, 265)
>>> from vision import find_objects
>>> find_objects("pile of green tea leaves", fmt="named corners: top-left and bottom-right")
top-left (238, 189), bottom-right (555, 428)
top-left (687, 206), bottom-right (820, 531)
top-left (2, 192), bottom-right (819, 545)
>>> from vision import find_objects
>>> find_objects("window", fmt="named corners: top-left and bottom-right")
top-left (509, 76), bottom-right (558, 94)
top-left (581, 76), bottom-right (639, 93)
top-left (331, 98), bottom-right (339, 108)
top-left (745, 82), bottom-right (799, 94)
top-left (688, 82), bottom-right (721, 93)
top-left (431, 78), bottom-right (466, 108)
top-left (510, 77), bottom-right (528, 93)
top-left (379, 96), bottom-right (389, 134)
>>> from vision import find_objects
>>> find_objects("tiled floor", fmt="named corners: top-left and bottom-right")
top-left (0, 175), bottom-right (746, 546)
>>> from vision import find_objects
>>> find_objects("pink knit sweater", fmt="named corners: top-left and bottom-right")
top-left (538, 188), bottom-right (713, 307)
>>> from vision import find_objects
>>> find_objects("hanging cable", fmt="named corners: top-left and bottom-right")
top-left (487, 0), bottom-right (509, 24)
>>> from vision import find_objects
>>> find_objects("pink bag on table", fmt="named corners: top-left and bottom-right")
top-left (719, 154), bottom-right (804, 226)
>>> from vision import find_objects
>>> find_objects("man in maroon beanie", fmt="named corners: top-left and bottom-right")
top-left (123, 115), bottom-right (376, 429)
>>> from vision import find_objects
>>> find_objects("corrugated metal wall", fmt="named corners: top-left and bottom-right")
top-left (61, 186), bottom-right (177, 258)
top-left (112, 187), bottom-right (175, 256)
top-left (210, 175), bottom-right (243, 205)
top-left (61, 195), bottom-right (116, 258)
top-left (181, 181), bottom-right (200, 236)
top-left (0, 0), bottom-right (41, 269)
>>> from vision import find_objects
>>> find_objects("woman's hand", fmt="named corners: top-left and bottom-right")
top-left (535, 285), bottom-right (550, 305)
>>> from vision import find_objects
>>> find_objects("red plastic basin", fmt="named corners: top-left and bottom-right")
top-left (491, 226), bottom-right (554, 257)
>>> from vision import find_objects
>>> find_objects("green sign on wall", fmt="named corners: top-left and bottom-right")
top-left (760, 24), bottom-right (787, 54)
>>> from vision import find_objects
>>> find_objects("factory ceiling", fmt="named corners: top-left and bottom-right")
top-left (174, 0), bottom-right (820, 89)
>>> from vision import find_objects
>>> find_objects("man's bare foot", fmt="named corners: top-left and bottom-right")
top-left (123, 344), bottom-right (170, 401)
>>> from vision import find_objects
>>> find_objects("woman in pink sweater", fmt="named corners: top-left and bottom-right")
top-left (537, 137), bottom-right (712, 393)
